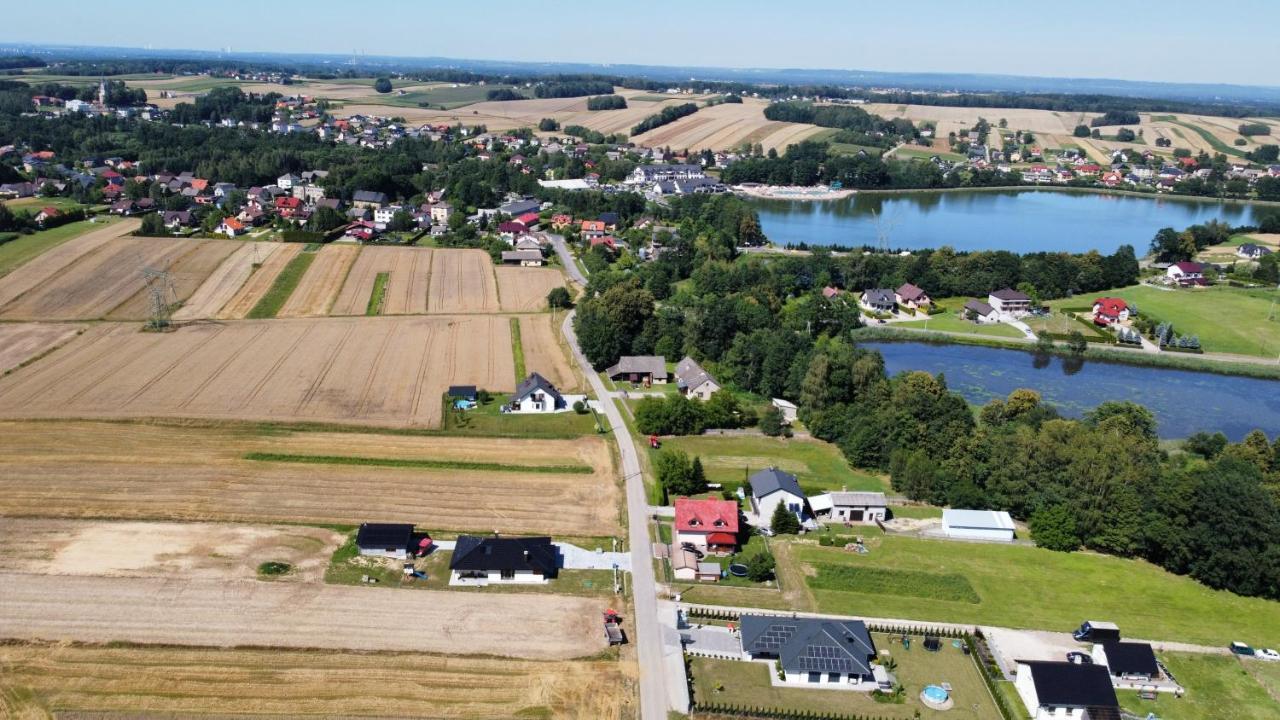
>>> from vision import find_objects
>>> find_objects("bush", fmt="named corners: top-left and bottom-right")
top-left (486, 88), bottom-right (524, 101)
top-left (547, 286), bottom-right (573, 309)
top-left (1029, 505), bottom-right (1079, 551)
top-left (745, 550), bottom-right (776, 582)
top-left (759, 405), bottom-right (785, 437)
top-left (572, 399), bottom-right (587, 414)
top-left (770, 501), bottom-right (801, 535)
top-left (373, 77), bottom-right (392, 94)
top-left (632, 103), bottom-right (698, 135)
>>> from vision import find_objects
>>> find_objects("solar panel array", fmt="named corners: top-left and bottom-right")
top-left (751, 623), bottom-right (797, 651)
top-left (797, 640), bottom-right (857, 673)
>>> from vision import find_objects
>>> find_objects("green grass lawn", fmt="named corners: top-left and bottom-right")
top-left (1163, 118), bottom-right (1248, 158)
top-left (373, 84), bottom-right (517, 109)
top-left (658, 434), bottom-right (887, 496)
top-left (0, 218), bottom-right (118, 278)
top-left (828, 142), bottom-right (885, 157)
top-left (247, 249), bottom-right (315, 319)
top-left (789, 537), bottom-right (1280, 647)
top-left (690, 631), bottom-right (999, 720)
top-left (2, 197), bottom-right (88, 212)
top-left (440, 394), bottom-right (601, 439)
top-left (1049, 284), bottom-right (1280, 357)
top-left (888, 505), bottom-right (943, 520)
top-left (893, 312), bottom-right (1026, 339)
top-left (365, 272), bottom-right (389, 315)
top-left (1118, 653), bottom-right (1278, 719)
top-left (1245, 658), bottom-right (1280, 699)
top-left (895, 145), bottom-right (965, 162)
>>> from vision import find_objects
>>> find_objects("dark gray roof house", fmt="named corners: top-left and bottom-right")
top-left (1098, 642), bottom-right (1159, 680)
top-left (353, 190), bottom-right (389, 206)
top-left (990, 287), bottom-right (1031, 302)
top-left (1018, 661), bottom-right (1120, 720)
top-left (447, 385), bottom-right (478, 401)
top-left (740, 615), bottom-right (878, 679)
top-left (674, 356), bottom-right (718, 396)
top-left (749, 467), bottom-right (803, 500)
top-left (862, 288), bottom-right (896, 311)
top-left (355, 523), bottom-right (414, 556)
top-left (498, 199), bottom-right (540, 216)
top-left (449, 535), bottom-right (559, 578)
top-left (964, 299), bottom-right (997, 318)
top-left (606, 355), bottom-right (668, 383)
top-left (1238, 243), bottom-right (1273, 259)
top-left (511, 372), bottom-right (564, 408)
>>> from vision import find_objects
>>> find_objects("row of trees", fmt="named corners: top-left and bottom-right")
top-left (763, 101), bottom-right (917, 139)
top-left (532, 80), bottom-right (614, 98)
top-left (631, 103), bottom-right (697, 135)
top-left (586, 95), bottom-right (627, 111)
top-left (1090, 110), bottom-right (1141, 127)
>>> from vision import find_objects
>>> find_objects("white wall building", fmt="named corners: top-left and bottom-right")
top-left (942, 509), bottom-right (1015, 542)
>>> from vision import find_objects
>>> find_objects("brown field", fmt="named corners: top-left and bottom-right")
top-left (0, 316), bottom-right (514, 429)
top-left (276, 243), bottom-right (359, 317)
top-left (0, 642), bottom-right (631, 719)
top-left (0, 518), bottom-right (342, 582)
top-left (520, 314), bottom-right (582, 391)
top-left (0, 236), bottom-right (237, 321)
top-left (0, 323), bottom-right (82, 374)
top-left (428, 248), bottom-right (500, 313)
top-left (497, 265), bottom-right (564, 312)
top-left (331, 245), bottom-right (432, 315)
top-left (0, 572), bottom-right (609, 659)
top-left (0, 219), bottom-right (138, 307)
top-left (174, 241), bottom-right (272, 320)
top-left (104, 239), bottom-right (240, 320)
top-left (631, 99), bottom-right (827, 152)
top-left (214, 242), bottom-right (301, 319)
top-left (0, 421), bottom-right (621, 535)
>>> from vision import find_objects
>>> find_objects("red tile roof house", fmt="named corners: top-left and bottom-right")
top-left (1092, 297), bottom-right (1130, 326)
top-left (822, 286), bottom-right (842, 299)
top-left (515, 211), bottom-right (541, 228)
top-left (673, 498), bottom-right (740, 554)
top-left (580, 219), bottom-right (606, 238)
top-left (34, 207), bottom-right (61, 225)
top-left (1166, 261), bottom-right (1207, 287)
top-left (590, 236), bottom-right (617, 251)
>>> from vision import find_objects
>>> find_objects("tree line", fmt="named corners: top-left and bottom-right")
top-left (532, 80), bottom-right (615, 99)
top-left (586, 95), bottom-right (627, 111)
top-left (631, 103), bottom-right (698, 135)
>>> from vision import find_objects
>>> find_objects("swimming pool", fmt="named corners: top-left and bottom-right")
top-left (922, 685), bottom-right (949, 703)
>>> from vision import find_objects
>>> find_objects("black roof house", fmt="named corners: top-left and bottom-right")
top-left (450, 535), bottom-right (559, 578)
top-left (1099, 642), bottom-right (1159, 679)
top-left (512, 372), bottom-right (564, 406)
top-left (447, 385), bottom-right (478, 401)
top-left (355, 523), bottom-right (414, 552)
top-left (1021, 661), bottom-right (1120, 719)
top-left (740, 615), bottom-right (877, 678)
top-left (748, 467), bottom-right (804, 500)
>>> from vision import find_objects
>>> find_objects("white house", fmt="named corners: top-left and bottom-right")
top-left (448, 535), bottom-right (557, 586)
top-left (1014, 661), bottom-right (1120, 720)
top-left (748, 467), bottom-right (807, 525)
top-left (503, 372), bottom-right (585, 414)
top-left (988, 288), bottom-right (1033, 317)
top-left (1166, 261), bottom-right (1206, 286)
top-left (276, 173), bottom-right (301, 190)
top-left (429, 202), bottom-right (453, 225)
top-left (808, 491), bottom-right (887, 525)
top-left (674, 356), bottom-right (721, 401)
top-left (771, 398), bottom-right (798, 425)
top-left (374, 204), bottom-right (404, 226)
top-left (964, 299), bottom-right (1000, 324)
top-left (942, 509), bottom-right (1015, 542)
top-left (354, 523), bottom-right (414, 559)
top-left (500, 249), bottom-right (544, 267)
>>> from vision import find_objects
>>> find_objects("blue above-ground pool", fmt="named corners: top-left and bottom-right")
top-left (922, 685), bottom-right (949, 703)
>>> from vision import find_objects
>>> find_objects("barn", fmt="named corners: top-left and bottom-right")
top-left (942, 509), bottom-right (1015, 542)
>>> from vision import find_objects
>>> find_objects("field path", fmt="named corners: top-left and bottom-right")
top-left (0, 572), bottom-right (608, 660)
top-left (174, 242), bottom-right (270, 320)
top-left (278, 244), bottom-right (360, 317)
top-left (0, 218), bottom-right (139, 310)
top-left (216, 243), bottom-right (300, 319)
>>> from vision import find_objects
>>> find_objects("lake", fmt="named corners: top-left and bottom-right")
top-left (859, 340), bottom-right (1280, 440)
top-left (750, 189), bottom-right (1264, 254)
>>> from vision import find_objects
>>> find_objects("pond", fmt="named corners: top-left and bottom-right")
top-left (750, 189), bottom-right (1264, 254)
top-left (858, 340), bottom-right (1280, 440)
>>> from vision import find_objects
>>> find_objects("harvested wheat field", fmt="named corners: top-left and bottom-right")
top-left (276, 243), bottom-right (360, 317)
top-left (0, 642), bottom-right (633, 720)
top-left (0, 316), bottom-right (514, 428)
top-left (331, 245), bottom-right (433, 315)
top-left (428, 248), bottom-right (500, 313)
top-left (631, 99), bottom-right (826, 152)
top-left (105, 239), bottom-right (240, 320)
top-left (174, 241), bottom-right (276, 320)
top-left (214, 242), bottom-right (301, 319)
top-left (0, 236), bottom-right (236, 321)
top-left (0, 573), bottom-right (609, 659)
top-left (520, 314), bottom-right (582, 391)
top-left (0, 518), bottom-right (342, 582)
top-left (497, 265), bottom-right (565, 312)
top-left (0, 421), bottom-right (621, 534)
top-left (0, 218), bottom-right (139, 309)
top-left (0, 323), bottom-right (83, 373)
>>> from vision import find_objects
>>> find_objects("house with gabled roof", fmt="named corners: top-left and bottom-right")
top-left (740, 615), bottom-right (884, 689)
top-left (1166, 261), bottom-right (1206, 287)
top-left (988, 288), bottom-right (1032, 317)
top-left (674, 356), bottom-right (720, 401)
top-left (673, 498), bottom-right (739, 554)
top-left (1014, 661), bottom-right (1121, 720)
top-left (1092, 298), bottom-right (1129, 326)
top-left (504, 372), bottom-right (566, 414)
top-left (606, 356), bottom-right (668, 385)
top-left (860, 288), bottom-right (896, 314)
top-left (807, 491), bottom-right (887, 525)
top-left (448, 535), bottom-right (558, 585)
top-left (748, 468), bottom-right (807, 525)
top-left (1237, 243), bottom-right (1273, 260)
top-left (1091, 641), bottom-right (1161, 686)
top-left (895, 283), bottom-right (931, 312)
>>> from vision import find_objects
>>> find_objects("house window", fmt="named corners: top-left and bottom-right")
top-left (828, 672), bottom-right (840, 683)
top-left (500, 569), bottom-right (515, 580)
top-left (807, 672), bottom-right (821, 683)
top-left (851, 509), bottom-right (864, 522)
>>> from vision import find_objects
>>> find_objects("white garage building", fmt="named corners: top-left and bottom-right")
top-left (942, 509), bottom-right (1015, 542)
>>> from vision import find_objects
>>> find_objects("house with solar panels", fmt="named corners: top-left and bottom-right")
top-left (738, 615), bottom-right (890, 690)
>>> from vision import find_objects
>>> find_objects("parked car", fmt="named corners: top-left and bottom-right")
top-left (679, 542), bottom-right (704, 559)
top-left (1073, 621), bottom-right (1121, 643)
top-left (1256, 648), bottom-right (1280, 662)
top-left (1066, 652), bottom-right (1093, 665)
top-left (757, 527), bottom-right (775, 537)
top-left (1230, 642), bottom-right (1255, 656)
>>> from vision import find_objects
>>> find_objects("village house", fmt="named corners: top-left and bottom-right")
top-left (500, 249), bottom-right (544, 267)
top-left (674, 356), bottom-right (721, 401)
top-left (988, 288), bottom-right (1033, 318)
top-left (740, 615), bottom-right (885, 689)
top-left (860, 288), bottom-right (897, 314)
top-left (162, 210), bottom-right (195, 231)
top-left (671, 547), bottom-right (722, 582)
top-left (1237, 243), bottom-right (1272, 260)
top-left (807, 491), bottom-right (887, 525)
top-left (748, 468), bottom-right (807, 526)
top-left (1014, 661), bottom-right (1120, 720)
top-left (33, 207), bottom-right (61, 226)
top-left (673, 497), bottom-right (740, 554)
top-left (1166, 261), bottom-right (1206, 286)
top-left (217, 217), bottom-right (246, 237)
top-left (1091, 642), bottom-right (1161, 686)
top-left (1092, 297), bottom-right (1130, 326)
top-left (894, 283), bottom-right (932, 312)
top-left (580, 219), bottom-right (607, 239)
top-left (503, 372), bottom-right (569, 414)
top-left (448, 535), bottom-right (558, 586)
top-left (355, 523), bottom-right (414, 560)
top-left (606, 356), bottom-right (668, 386)
top-left (429, 202), bottom-right (453, 225)
top-left (352, 190), bottom-right (388, 209)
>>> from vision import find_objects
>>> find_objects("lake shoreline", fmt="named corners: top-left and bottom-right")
top-left (849, 184), bottom-right (1280, 208)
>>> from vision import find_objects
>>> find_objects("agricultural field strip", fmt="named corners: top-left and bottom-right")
top-left (427, 248), bottom-right (500, 313)
top-left (0, 315), bottom-right (514, 429)
top-left (174, 242), bottom-right (276, 320)
top-left (0, 572), bottom-right (608, 660)
top-left (0, 219), bottom-right (140, 309)
top-left (495, 265), bottom-right (565, 312)
top-left (215, 242), bottom-right (301, 319)
top-left (107, 239), bottom-right (241, 320)
top-left (277, 244), bottom-right (359, 317)
top-left (330, 245), bottom-right (432, 316)
top-left (518, 314), bottom-right (582, 391)
top-left (0, 323), bottom-right (83, 374)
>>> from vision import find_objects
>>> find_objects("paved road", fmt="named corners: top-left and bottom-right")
top-left (562, 312), bottom-right (683, 719)
top-left (547, 233), bottom-right (588, 285)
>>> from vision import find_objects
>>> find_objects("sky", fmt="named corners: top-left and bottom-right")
top-left (3, 0), bottom-right (1278, 87)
